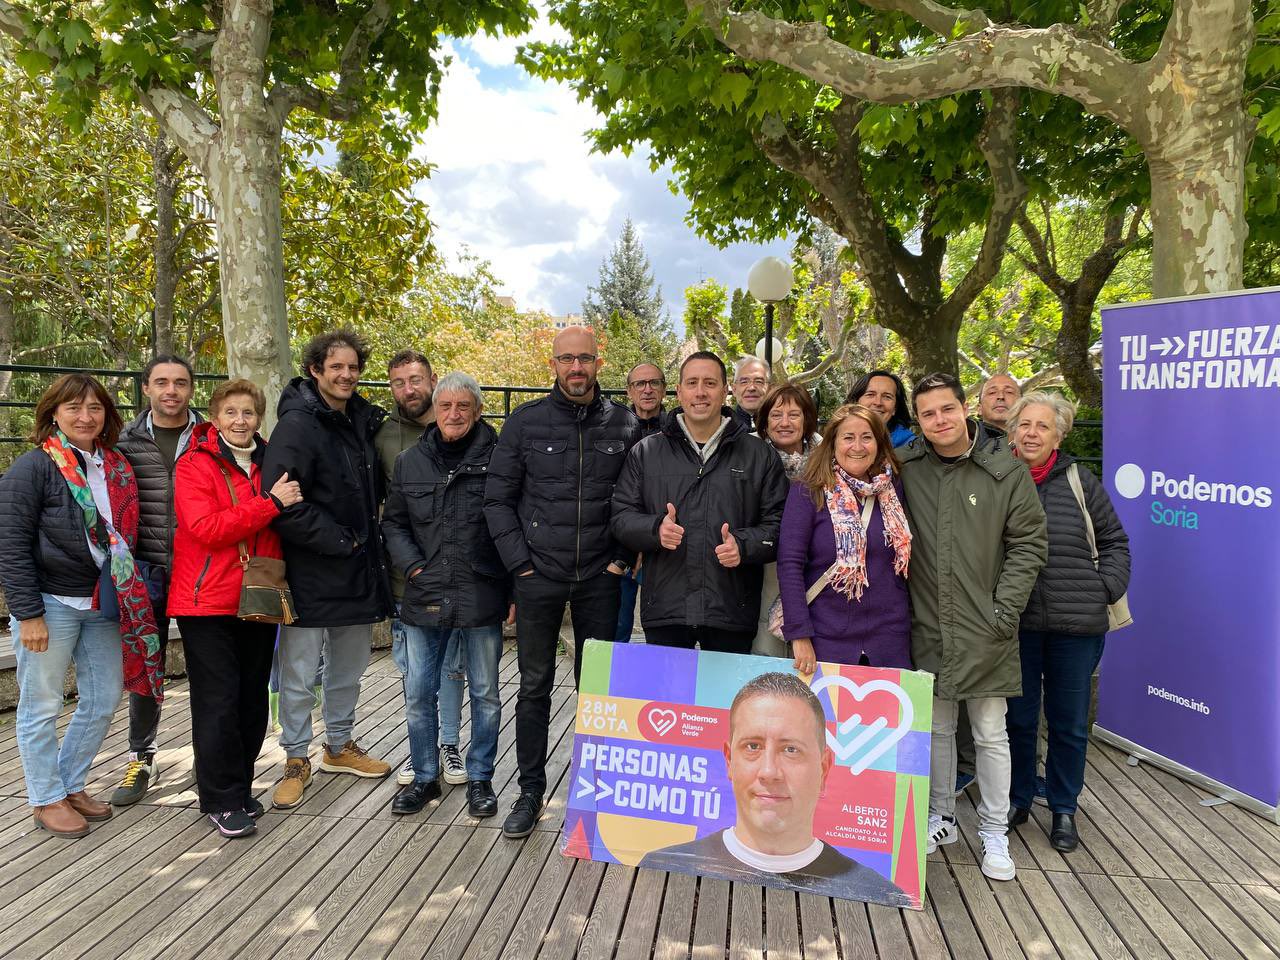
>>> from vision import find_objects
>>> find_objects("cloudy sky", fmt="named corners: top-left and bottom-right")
top-left (413, 13), bottom-right (791, 324)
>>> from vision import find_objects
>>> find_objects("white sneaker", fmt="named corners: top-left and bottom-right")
top-left (980, 830), bottom-right (1016, 881)
top-left (926, 814), bottom-right (958, 854)
top-left (440, 745), bottom-right (467, 785)
top-left (396, 757), bottom-right (415, 786)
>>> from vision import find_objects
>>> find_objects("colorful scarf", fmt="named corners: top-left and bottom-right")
top-left (43, 430), bottom-right (164, 701)
top-left (825, 463), bottom-right (912, 600)
top-left (1028, 449), bottom-right (1058, 486)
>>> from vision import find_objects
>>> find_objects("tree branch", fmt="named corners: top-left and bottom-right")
top-left (0, 0), bottom-right (26, 43)
top-left (791, 319), bottom-right (857, 386)
top-left (941, 88), bottom-right (1026, 315)
top-left (136, 86), bottom-right (220, 177)
top-left (855, 0), bottom-right (990, 38)
top-left (687, 0), bottom-right (1144, 137)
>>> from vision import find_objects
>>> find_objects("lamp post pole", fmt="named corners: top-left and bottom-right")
top-left (748, 256), bottom-right (793, 378)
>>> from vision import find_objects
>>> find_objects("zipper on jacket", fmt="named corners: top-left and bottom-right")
top-left (192, 554), bottom-right (212, 606)
top-left (575, 418), bottom-right (584, 580)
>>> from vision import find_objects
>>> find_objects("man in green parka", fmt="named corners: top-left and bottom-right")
top-left (898, 372), bottom-right (1047, 883)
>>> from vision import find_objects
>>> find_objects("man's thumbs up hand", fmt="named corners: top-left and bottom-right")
top-left (715, 522), bottom-right (741, 568)
top-left (659, 502), bottom-right (685, 550)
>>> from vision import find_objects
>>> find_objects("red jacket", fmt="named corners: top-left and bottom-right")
top-left (168, 422), bottom-right (283, 617)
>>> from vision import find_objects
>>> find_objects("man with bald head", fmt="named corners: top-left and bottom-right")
top-left (485, 325), bottom-right (641, 838)
top-left (978, 374), bottom-right (1021, 433)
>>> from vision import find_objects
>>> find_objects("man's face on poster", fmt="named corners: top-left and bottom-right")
top-left (724, 694), bottom-right (834, 856)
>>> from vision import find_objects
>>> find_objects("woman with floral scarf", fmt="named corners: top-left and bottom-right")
top-left (0, 375), bottom-right (162, 838)
top-left (776, 404), bottom-right (913, 672)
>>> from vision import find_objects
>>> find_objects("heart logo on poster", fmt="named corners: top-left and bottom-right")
top-left (647, 708), bottom-right (678, 736)
top-left (808, 675), bottom-right (914, 775)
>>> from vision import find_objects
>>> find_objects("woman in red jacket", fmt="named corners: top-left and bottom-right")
top-left (170, 379), bottom-right (302, 837)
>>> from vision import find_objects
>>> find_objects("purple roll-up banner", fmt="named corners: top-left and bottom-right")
top-left (1096, 289), bottom-right (1280, 822)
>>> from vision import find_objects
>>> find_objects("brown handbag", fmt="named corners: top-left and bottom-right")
top-left (217, 462), bottom-right (297, 625)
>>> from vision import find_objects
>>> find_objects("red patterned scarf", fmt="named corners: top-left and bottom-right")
top-left (825, 464), bottom-right (912, 600)
top-left (43, 431), bottom-right (164, 700)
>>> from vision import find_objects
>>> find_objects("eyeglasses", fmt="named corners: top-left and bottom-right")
top-left (628, 378), bottom-right (665, 390)
top-left (390, 376), bottom-right (430, 389)
top-left (734, 377), bottom-right (769, 389)
top-left (554, 353), bottom-right (598, 366)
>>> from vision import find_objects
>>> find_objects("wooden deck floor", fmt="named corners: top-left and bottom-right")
top-left (1, 644), bottom-right (1278, 959)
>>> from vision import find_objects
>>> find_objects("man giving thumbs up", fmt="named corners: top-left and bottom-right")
top-left (610, 352), bottom-right (788, 654)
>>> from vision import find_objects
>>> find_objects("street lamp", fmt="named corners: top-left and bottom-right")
top-left (747, 256), bottom-right (794, 372)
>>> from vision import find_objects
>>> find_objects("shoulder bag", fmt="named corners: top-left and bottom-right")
top-left (1066, 463), bottom-right (1133, 632)
top-left (216, 462), bottom-right (297, 625)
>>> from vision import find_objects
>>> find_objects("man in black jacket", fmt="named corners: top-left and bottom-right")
top-left (262, 329), bottom-right (394, 810)
top-left (112, 354), bottom-right (200, 806)
top-left (612, 351), bottom-right (788, 652)
top-left (382, 373), bottom-right (509, 819)
top-left (484, 325), bottom-right (641, 838)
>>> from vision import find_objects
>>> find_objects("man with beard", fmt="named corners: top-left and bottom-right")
top-left (263, 329), bottom-right (395, 809)
top-left (485, 325), bottom-right (641, 839)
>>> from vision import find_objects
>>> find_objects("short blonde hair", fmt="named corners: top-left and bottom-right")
top-left (208, 378), bottom-right (266, 418)
top-left (1007, 391), bottom-right (1075, 440)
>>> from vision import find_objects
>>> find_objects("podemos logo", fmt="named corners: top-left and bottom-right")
top-left (1113, 463), bottom-right (1273, 530)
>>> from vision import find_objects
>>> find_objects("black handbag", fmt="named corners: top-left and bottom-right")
top-left (98, 557), bottom-right (166, 622)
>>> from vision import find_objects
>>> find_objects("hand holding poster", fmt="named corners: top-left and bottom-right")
top-left (561, 641), bottom-right (933, 909)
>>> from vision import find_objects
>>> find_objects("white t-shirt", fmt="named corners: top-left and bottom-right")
top-left (721, 827), bottom-right (824, 873)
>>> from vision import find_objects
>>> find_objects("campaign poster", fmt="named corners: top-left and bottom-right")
top-left (1098, 289), bottom-right (1280, 818)
top-left (560, 641), bottom-right (933, 909)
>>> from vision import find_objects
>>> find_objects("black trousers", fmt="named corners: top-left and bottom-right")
top-left (644, 625), bottom-right (754, 655)
top-left (128, 599), bottom-right (170, 755)
top-left (513, 570), bottom-right (620, 797)
top-left (176, 615), bottom-right (276, 813)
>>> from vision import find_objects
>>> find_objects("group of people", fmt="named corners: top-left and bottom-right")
top-left (0, 325), bottom-right (1129, 890)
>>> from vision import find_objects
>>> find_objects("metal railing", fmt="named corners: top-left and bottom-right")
top-left (0, 363), bottom-right (1101, 468)
top-left (0, 363), bottom-right (629, 448)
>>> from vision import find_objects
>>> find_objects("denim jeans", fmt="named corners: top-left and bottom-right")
top-left (1008, 630), bottom-right (1105, 815)
top-left (403, 623), bottom-right (503, 782)
top-left (11, 595), bottom-right (123, 806)
top-left (613, 570), bottom-right (640, 644)
top-left (393, 614), bottom-right (465, 747)
top-left (930, 696), bottom-right (1010, 835)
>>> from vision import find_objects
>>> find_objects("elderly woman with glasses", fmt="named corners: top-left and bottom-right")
top-left (1005, 392), bottom-right (1130, 853)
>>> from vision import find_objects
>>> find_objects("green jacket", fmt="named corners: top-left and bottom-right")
top-left (374, 404), bottom-right (433, 601)
top-left (898, 419), bottom-right (1048, 700)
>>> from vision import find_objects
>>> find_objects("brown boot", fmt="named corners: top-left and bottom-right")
top-left (65, 790), bottom-right (113, 822)
top-left (33, 799), bottom-right (90, 838)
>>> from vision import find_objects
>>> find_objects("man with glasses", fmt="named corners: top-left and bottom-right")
top-left (625, 363), bottom-right (666, 437)
top-left (731, 357), bottom-right (771, 431)
top-left (485, 325), bottom-right (641, 839)
top-left (614, 363), bottom-right (667, 644)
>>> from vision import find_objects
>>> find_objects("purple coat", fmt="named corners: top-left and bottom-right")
top-left (776, 479), bottom-right (912, 668)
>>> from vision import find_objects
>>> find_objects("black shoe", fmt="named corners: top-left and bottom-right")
top-left (1050, 813), bottom-right (1079, 852)
top-left (391, 779), bottom-right (441, 815)
top-left (208, 810), bottom-right (257, 838)
top-left (502, 792), bottom-right (543, 838)
top-left (1008, 806), bottom-right (1031, 828)
top-left (245, 796), bottom-right (265, 820)
top-left (467, 780), bottom-right (498, 819)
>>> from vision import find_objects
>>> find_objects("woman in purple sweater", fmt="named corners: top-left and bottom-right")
top-left (777, 404), bottom-right (913, 672)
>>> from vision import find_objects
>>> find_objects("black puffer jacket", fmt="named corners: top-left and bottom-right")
top-left (611, 409), bottom-right (789, 632)
top-left (0, 449), bottom-right (104, 620)
top-left (261, 377), bottom-right (393, 627)
top-left (1021, 454), bottom-right (1130, 636)
top-left (116, 410), bottom-right (201, 569)
top-left (382, 422), bottom-right (508, 629)
top-left (484, 384), bottom-right (641, 581)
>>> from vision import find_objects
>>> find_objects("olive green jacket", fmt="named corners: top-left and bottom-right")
top-left (374, 404), bottom-right (434, 601)
top-left (898, 420), bottom-right (1048, 700)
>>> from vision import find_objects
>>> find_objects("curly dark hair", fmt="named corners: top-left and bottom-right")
top-left (301, 328), bottom-right (370, 379)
